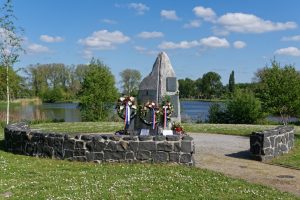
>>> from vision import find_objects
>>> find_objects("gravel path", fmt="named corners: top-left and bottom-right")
top-left (190, 133), bottom-right (300, 197)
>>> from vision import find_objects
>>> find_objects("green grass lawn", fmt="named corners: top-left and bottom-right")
top-left (31, 122), bottom-right (278, 136)
top-left (0, 129), bottom-right (299, 199)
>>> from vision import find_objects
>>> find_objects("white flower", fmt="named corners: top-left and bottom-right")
top-left (120, 97), bottom-right (125, 101)
top-left (132, 105), bottom-right (137, 109)
top-left (128, 101), bottom-right (132, 106)
top-left (151, 102), bottom-right (155, 106)
top-left (119, 106), bottom-right (124, 110)
top-left (129, 96), bottom-right (134, 101)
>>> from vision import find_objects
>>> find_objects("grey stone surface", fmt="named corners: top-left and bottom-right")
top-left (169, 152), bottom-right (180, 162)
top-left (134, 52), bottom-right (181, 134)
top-left (153, 151), bottom-right (168, 162)
top-left (4, 123), bottom-right (195, 165)
top-left (250, 126), bottom-right (294, 161)
top-left (181, 141), bottom-right (193, 153)
top-left (139, 142), bottom-right (156, 151)
top-left (180, 154), bottom-right (192, 163)
top-left (157, 142), bottom-right (173, 152)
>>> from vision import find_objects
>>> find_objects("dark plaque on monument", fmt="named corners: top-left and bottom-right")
top-left (166, 77), bottom-right (177, 92)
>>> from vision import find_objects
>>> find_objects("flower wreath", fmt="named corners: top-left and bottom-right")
top-left (161, 101), bottom-right (174, 128)
top-left (139, 101), bottom-right (160, 127)
top-left (116, 96), bottom-right (137, 120)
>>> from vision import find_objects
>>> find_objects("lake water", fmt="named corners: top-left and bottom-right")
top-left (0, 101), bottom-right (212, 122)
top-left (0, 101), bottom-right (296, 123)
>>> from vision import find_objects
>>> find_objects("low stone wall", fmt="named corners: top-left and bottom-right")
top-left (250, 126), bottom-right (294, 161)
top-left (4, 123), bottom-right (195, 165)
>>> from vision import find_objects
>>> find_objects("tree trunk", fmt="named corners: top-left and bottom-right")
top-left (6, 64), bottom-right (10, 124)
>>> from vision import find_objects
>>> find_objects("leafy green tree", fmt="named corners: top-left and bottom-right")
top-left (78, 58), bottom-right (118, 121)
top-left (208, 90), bottom-right (263, 124)
top-left (226, 90), bottom-right (263, 124)
top-left (255, 60), bottom-right (300, 124)
top-left (0, 0), bottom-right (24, 124)
top-left (201, 72), bottom-right (223, 99)
top-left (178, 78), bottom-right (197, 98)
top-left (228, 70), bottom-right (235, 94)
top-left (119, 69), bottom-right (141, 96)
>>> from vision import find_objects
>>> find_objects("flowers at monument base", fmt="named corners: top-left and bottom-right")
top-left (171, 122), bottom-right (185, 135)
top-left (116, 96), bottom-right (137, 129)
top-left (139, 101), bottom-right (161, 127)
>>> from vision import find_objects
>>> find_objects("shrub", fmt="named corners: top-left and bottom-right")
top-left (208, 90), bottom-right (263, 124)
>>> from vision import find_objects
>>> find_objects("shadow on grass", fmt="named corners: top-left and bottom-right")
top-left (225, 150), bottom-right (252, 160)
top-left (0, 139), bottom-right (5, 151)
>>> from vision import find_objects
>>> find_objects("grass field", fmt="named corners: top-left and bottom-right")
top-left (0, 128), bottom-right (299, 199)
top-left (31, 122), bottom-right (278, 136)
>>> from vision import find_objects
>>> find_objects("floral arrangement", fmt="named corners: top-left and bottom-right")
top-left (161, 101), bottom-right (174, 120)
top-left (116, 96), bottom-right (137, 120)
top-left (139, 101), bottom-right (160, 126)
top-left (171, 122), bottom-right (185, 135)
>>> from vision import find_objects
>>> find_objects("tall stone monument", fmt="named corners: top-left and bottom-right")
top-left (134, 51), bottom-right (181, 135)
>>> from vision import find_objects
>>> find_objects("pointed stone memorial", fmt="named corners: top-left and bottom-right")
top-left (133, 52), bottom-right (181, 135)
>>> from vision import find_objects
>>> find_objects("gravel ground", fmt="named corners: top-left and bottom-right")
top-left (190, 133), bottom-right (300, 197)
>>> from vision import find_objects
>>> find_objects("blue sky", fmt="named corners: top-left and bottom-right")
top-left (9, 0), bottom-right (300, 84)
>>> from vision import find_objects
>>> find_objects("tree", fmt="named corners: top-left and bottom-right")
top-left (255, 60), bottom-right (300, 124)
top-left (201, 72), bottom-right (223, 99)
top-left (78, 58), bottom-right (118, 121)
top-left (0, 0), bottom-right (24, 124)
top-left (178, 78), bottom-right (197, 98)
top-left (119, 69), bottom-right (141, 96)
top-left (208, 90), bottom-right (263, 124)
top-left (228, 70), bottom-right (235, 94)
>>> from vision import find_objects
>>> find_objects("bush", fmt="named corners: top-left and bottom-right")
top-left (208, 90), bottom-right (263, 124)
top-left (41, 87), bottom-right (66, 103)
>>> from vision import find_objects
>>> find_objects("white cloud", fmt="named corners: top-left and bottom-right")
top-left (200, 36), bottom-right (230, 48)
top-left (134, 46), bottom-right (158, 55)
top-left (193, 6), bottom-right (216, 22)
top-left (281, 35), bottom-right (300, 42)
top-left (233, 41), bottom-right (246, 49)
top-left (78, 30), bottom-right (130, 50)
top-left (128, 3), bottom-right (149, 15)
top-left (160, 10), bottom-right (180, 20)
top-left (82, 49), bottom-right (93, 59)
top-left (218, 13), bottom-right (297, 33)
top-left (101, 19), bottom-right (117, 24)
top-left (40, 35), bottom-right (64, 43)
top-left (27, 43), bottom-right (50, 54)
top-left (274, 47), bottom-right (300, 56)
top-left (158, 36), bottom-right (230, 50)
top-left (183, 20), bottom-right (201, 28)
top-left (137, 31), bottom-right (164, 39)
top-left (158, 40), bottom-right (199, 49)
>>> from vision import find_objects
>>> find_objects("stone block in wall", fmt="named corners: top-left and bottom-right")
top-left (125, 152), bottom-right (135, 160)
top-left (94, 141), bottom-right (107, 152)
top-left (43, 146), bottom-right (54, 158)
top-left (105, 141), bottom-right (116, 151)
top-left (169, 152), bottom-right (180, 162)
top-left (104, 151), bottom-right (125, 160)
top-left (74, 149), bottom-right (86, 156)
top-left (153, 151), bottom-right (168, 162)
top-left (173, 142), bottom-right (180, 152)
top-left (166, 135), bottom-right (180, 141)
top-left (139, 142), bottom-right (156, 151)
top-left (64, 139), bottom-right (75, 150)
top-left (85, 152), bottom-right (94, 162)
top-left (94, 152), bottom-right (104, 160)
top-left (64, 150), bottom-right (74, 159)
top-left (181, 141), bottom-right (193, 153)
top-left (129, 141), bottom-right (139, 151)
top-left (75, 141), bottom-right (85, 149)
top-left (157, 142), bottom-right (173, 152)
top-left (116, 141), bottom-right (129, 151)
top-left (180, 154), bottom-right (192, 163)
top-left (73, 156), bottom-right (87, 162)
top-left (137, 151), bottom-right (151, 160)
top-left (153, 136), bottom-right (166, 141)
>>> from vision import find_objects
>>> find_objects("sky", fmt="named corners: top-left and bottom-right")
top-left (7, 0), bottom-right (300, 84)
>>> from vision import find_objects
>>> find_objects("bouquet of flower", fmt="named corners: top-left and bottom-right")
top-left (171, 122), bottom-right (185, 134)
